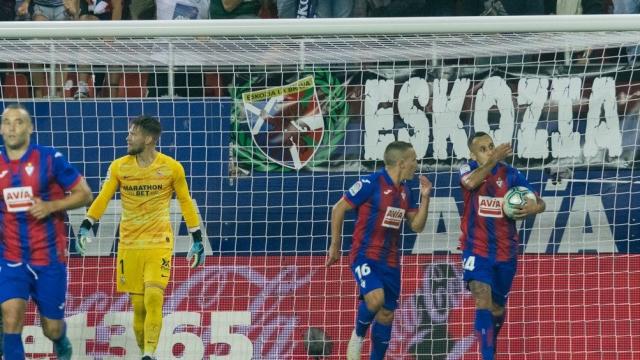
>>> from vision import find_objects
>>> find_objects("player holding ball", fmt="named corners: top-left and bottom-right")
top-left (459, 131), bottom-right (545, 359)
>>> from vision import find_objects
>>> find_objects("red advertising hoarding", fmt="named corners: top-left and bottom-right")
top-left (22, 255), bottom-right (640, 359)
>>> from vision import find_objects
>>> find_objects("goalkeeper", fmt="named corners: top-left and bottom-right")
top-left (77, 115), bottom-right (205, 360)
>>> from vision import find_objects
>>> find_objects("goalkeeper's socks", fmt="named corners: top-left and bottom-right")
top-left (144, 286), bottom-right (165, 354)
top-left (3, 333), bottom-right (24, 360)
top-left (355, 300), bottom-right (375, 337)
top-left (370, 321), bottom-right (392, 360)
top-left (475, 309), bottom-right (495, 360)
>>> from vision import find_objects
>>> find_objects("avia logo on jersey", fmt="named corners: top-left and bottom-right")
top-left (478, 196), bottom-right (503, 218)
top-left (381, 206), bottom-right (405, 229)
top-left (3, 186), bottom-right (34, 213)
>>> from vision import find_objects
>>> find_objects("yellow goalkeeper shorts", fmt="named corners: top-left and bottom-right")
top-left (116, 247), bottom-right (172, 294)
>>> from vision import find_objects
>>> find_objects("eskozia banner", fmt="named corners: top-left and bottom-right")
top-left (231, 65), bottom-right (639, 173)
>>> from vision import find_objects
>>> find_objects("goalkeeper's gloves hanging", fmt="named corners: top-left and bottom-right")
top-left (187, 229), bottom-right (205, 269)
top-left (77, 219), bottom-right (93, 256)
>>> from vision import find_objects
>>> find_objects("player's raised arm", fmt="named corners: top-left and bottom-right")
top-left (326, 197), bottom-right (353, 267)
top-left (406, 175), bottom-right (432, 233)
top-left (462, 141), bottom-right (512, 191)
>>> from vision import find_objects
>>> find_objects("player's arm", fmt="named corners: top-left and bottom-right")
top-left (326, 197), bottom-right (353, 267)
top-left (461, 143), bottom-right (512, 190)
top-left (406, 175), bottom-right (432, 233)
top-left (173, 162), bottom-right (205, 269)
top-left (77, 162), bottom-right (120, 255)
top-left (29, 177), bottom-right (93, 219)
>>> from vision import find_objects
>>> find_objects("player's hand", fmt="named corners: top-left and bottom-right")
top-left (489, 143), bottom-right (513, 163)
top-left (419, 175), bottom-right (433, 198)
top-left (28, 197), bottom-right (55, 220)
top-left (512, 200), bottom-right (539, 220)
top-left (187, 230), bottom-right (205, 269)
top-left (77, 219), bottom-right (93, 256)
top-left (325, 243), bottom-right (340, 267)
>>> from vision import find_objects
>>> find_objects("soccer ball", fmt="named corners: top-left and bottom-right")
top-left (502, 186), bottom-right (536, 219)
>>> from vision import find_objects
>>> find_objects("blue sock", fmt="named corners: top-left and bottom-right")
top-left (3, 333), bottom-right (24, 360)
top-left (370, 321), bottom-right (392, 360)
top-left (355, 301), bottom-right (375, 337)
top-left (493, 312), bottom-right (505, 352)
top-left (475, 309), bottom-right (494, 360)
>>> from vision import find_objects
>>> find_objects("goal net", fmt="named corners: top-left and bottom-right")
top-left (2, 16), bottom-right (640, 359)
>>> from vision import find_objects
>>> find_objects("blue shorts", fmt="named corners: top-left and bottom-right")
top-left (462, 252), bottom-right (517, 307)
top-left (351, 257), bottom-right (400, 311)
top-left (0, 259), bottom-right (68, 319)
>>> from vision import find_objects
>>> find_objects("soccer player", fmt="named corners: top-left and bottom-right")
top-left (76, 115), bottom-right (205, 360)
top-left (327, 140), bottom-right (432, 360)
top-left (459, 132), bottom-right (545, 359)
top-left (0, 104), bottom-right (93, 359)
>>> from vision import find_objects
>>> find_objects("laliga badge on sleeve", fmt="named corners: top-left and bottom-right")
top-left (3, 186), bottom-right (34, 212)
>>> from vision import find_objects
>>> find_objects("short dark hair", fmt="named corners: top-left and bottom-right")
top-left (467, 131), bottom-right (490, 149)
top-left (131, 115), bottom-right (161, 140)
top-left (383, 141), bottom-right (414, 166)
top-left (2, 104), bottom-right (31, 123)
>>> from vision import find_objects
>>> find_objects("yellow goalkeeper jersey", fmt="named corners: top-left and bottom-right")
top-left (87, 152), bottom-right (199, 249)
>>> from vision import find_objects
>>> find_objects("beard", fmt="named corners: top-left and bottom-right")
top-left (127, 145), bottom-right (143, 155)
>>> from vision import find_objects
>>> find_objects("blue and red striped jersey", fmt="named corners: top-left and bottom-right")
top-left (0, 144), bottom-right (82, 266)
top-left (343, 168), bottom-right (417, 268)
top-left (458, 161), bottom-right (534, 261)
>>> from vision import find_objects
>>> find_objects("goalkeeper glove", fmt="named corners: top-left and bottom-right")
top-left (187, 229), bottom-right (205, 269)
top-left (77, 219), bottom-right (93, 256)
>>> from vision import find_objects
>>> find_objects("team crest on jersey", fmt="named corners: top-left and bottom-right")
top-left (242, 76), bottom-right (324, 170)
top-left (478, 196), bottom-right (503, 218)
top-left (24, 163), bottom-right (34, 176)
top-left (496, 177), bottom-right (504, 188)
top-left (3, 186), bottom-right (34, 212)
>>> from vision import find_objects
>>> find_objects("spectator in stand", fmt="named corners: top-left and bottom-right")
top-left (545, 0), bottom-right (605, 64)
top-left (146, 0), bottom-right (212, 98)
top-left (128, 0), bottom-right (153, 18)
top-left (17, 0), bottom-right (78, 97)
top-left (613, 0), bottom-right (640, 66)
top-left (278, 0), bottom-right (352, 17)
top-left (316, 0), bottom-right (353, 17)
top-left (459, 0), bottom-right (544, 16)
top-left (545, 0), bottom-right (604, 14)
top-left (157, 0), bottom-right (208, 19)
top-left (210, 0), bottom-right (265, 18)
top-left (365, 0), bottom-right (451, 17)
top-left (75, 0), bottom-right (123, 98)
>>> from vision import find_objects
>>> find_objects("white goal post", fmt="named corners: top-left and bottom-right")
top-left (3, 15), bottom-right (640, 359)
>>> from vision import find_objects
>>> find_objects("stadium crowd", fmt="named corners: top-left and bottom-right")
top-left (0, 0), bottom-right (631, 99)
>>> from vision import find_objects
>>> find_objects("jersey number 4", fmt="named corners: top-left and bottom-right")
top-left (462, 256), bottom-right (476, 271)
